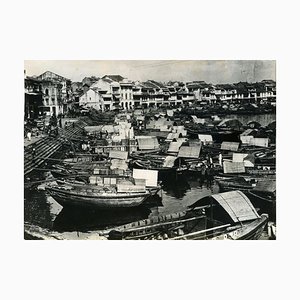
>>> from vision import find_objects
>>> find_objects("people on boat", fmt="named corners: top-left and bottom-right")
top-left (32, 147), bottom-right (36, 160)
top-left (27, 131), bottom-right (32, 141)
top-left (200, 164), bottom-right (207, 185)
top-left (206, 165), bottom-right (214, 187)
top-left (82, 142), bottom-right (87, 151)
top-left (218, 152), bottom-right (223, 167)
top-left (87, 141), bottom-right (91, 152)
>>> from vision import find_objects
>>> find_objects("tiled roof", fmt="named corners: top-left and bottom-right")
top-left (102, 75), bottom-right (124, 82)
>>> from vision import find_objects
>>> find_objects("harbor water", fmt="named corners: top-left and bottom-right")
top-left (24, 113), bottom-right (276, 235)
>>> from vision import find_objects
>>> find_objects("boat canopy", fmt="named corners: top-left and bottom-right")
top-left (223, 161), bottom-right (245, 174)
top-left (178, 145), bottom-right (201, 159)
top-left (253, 179), bottom-right (276, 193)
top-left (166, 132), bottom-right (180, 141)
top-left (110, 159), bottom-right (128, 171)
top-left (198, 134), bottom-right (213, 143)
top-left (168, 140), bottom-right (183, 153)
top-left (109, 150), bottom-right (128, 160)
top-left (133, 168), bottom-right (158, 187)
top-left (162, 156), bottom-right (177, 168)
top-left (232, 153), bottom-right (255, 167)
top-left (137, 137), bottom-right (160, 150)
top-left (240, 135), bottom-right (254, 144)
top-left (221, 141), bottom-right (240, 151)
top-left (211, 191), bottom-right (260, 223)
top-left (249, 137), bottom-right (269, 148)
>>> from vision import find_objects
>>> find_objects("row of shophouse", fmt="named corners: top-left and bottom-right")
top-left (24, 70), bottom-right (276, 118)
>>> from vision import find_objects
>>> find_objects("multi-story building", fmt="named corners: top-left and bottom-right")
top-left (101, 75), bottom-right (135, 110)
top-left (24, 74), bottom-right (43, 119)
top-left (78, 87), bottom-right (102, 110)
top-left (36, 71), bottom-right (72, 116)
top-left (27, 70), bottom-right (276, 114)
top-left (79, 75), bottom-right (134, 111)
top-left (185, 80), bottom-right (276, 105)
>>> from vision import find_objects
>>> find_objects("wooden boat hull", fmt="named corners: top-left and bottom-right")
top-left (216, 179), bottom-right (254, 192)
top-left (132, 160), bottom-right (174, 173)
top-left (212, 215), bottom-right (268, 240)
top-left (46, 186), bottom-right (151, 209)
top-left (174, 214), bottom-right (268, 240)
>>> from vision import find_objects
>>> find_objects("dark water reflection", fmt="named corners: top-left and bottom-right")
top-left (24, 171), bottom-right (275, 233)
top-left (24, 172), bottom-right (220, 232)
top-left (53, 206), bottom-right (153, 232)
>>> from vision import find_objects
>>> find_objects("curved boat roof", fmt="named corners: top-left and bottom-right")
top-left (210, 191), bottom-right (260, 222)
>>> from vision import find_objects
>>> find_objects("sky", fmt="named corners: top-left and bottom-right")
top-left (24, 60), bottom-right (276, 84)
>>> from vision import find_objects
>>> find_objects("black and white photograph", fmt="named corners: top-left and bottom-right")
top-left (24, 60), bottom-right (276, 240)
top-left (2, 1), bottom-right (299, 300)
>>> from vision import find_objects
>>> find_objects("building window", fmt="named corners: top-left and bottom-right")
top-left (45, 89), bottom-right (49, 96)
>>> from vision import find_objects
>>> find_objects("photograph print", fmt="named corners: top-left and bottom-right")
top-left (24, 60), bottom-right (276, 240)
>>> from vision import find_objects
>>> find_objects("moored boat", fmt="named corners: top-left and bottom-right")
top-left (101, 190), bottom-right (268, 240)
top-left (130, 154), bottom-right (188, 178)
top-left (46, 168), bottom-right (161, 209)
top-left (216, 177), bottom-right (257, 192)
top-left (45, 183), bottom-right (152, 209)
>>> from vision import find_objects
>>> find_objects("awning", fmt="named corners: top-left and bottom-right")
top-left (211, 191), bottom-right (260, 222)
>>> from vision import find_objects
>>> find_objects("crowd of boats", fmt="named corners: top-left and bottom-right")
top-left (28, 107), bottom-right (276, 240)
